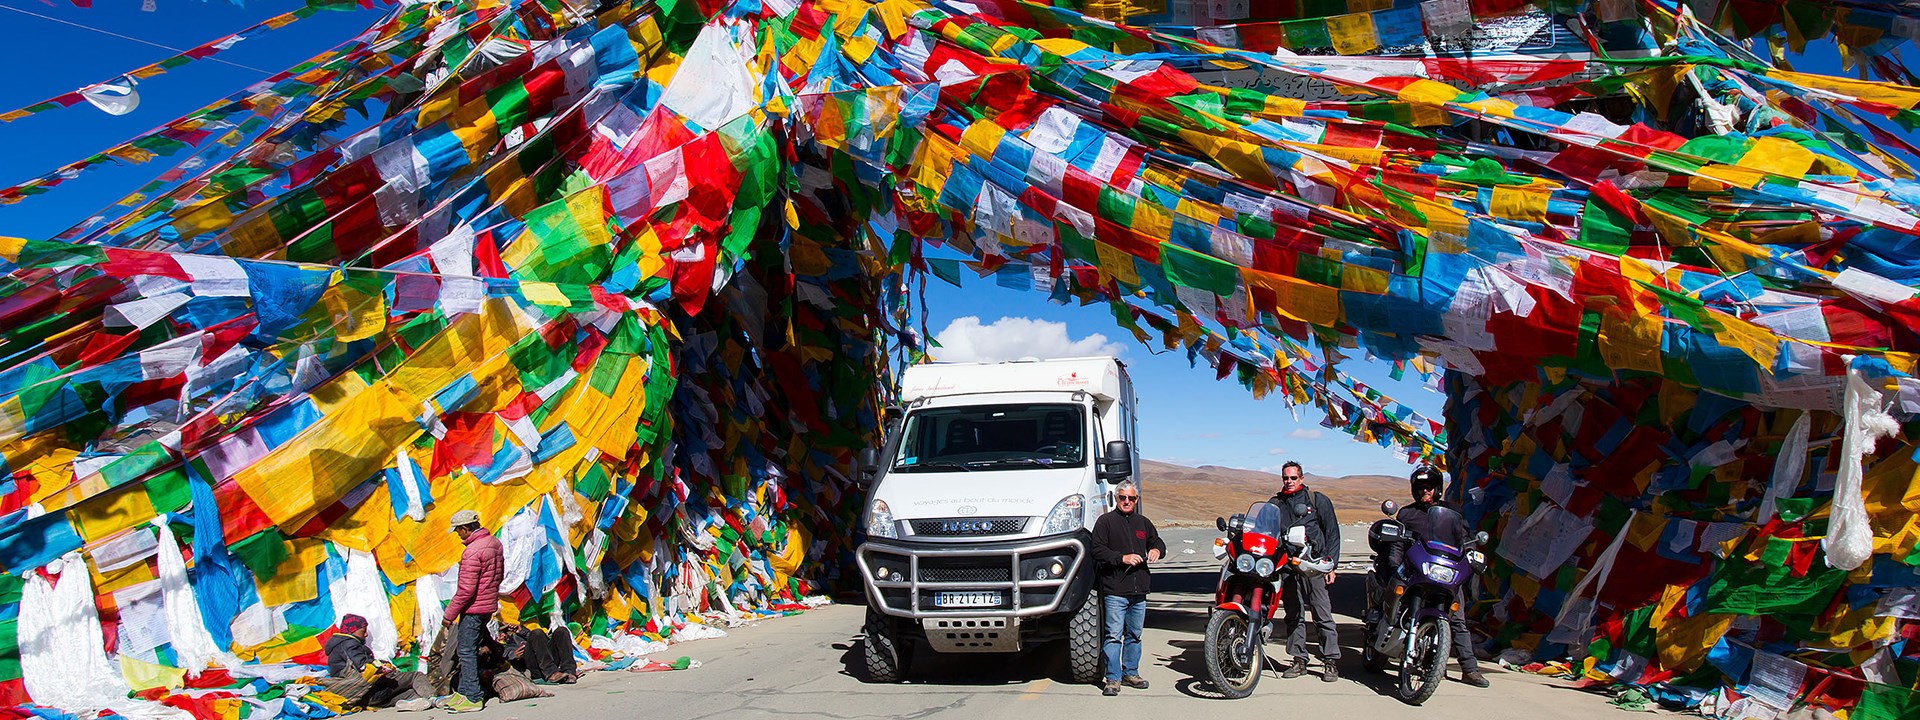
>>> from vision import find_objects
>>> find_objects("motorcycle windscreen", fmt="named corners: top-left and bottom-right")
top-left (1240, 502), bottom-right (1283, 554)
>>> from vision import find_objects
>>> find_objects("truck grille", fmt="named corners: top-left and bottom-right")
top-left (910, 517), bottom-right (1026, 537)
top-left (917, 557), bottom-right (1012, 583)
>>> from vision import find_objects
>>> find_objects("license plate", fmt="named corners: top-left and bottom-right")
top-left (934, 591), bottom-right (1001, 608)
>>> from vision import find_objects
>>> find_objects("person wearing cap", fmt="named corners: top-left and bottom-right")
top-left (444, 509), bottom-right (504, 712)
top-left (1392, 466), bottom-right (1489, 688)
top-left (324, 614), bottom-right (432, 709)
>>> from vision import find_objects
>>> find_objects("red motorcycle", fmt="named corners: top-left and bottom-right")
top-left (1205, 501), bottom-right (1332, 698)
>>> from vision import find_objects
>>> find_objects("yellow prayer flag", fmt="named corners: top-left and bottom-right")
top-left (1738, 137), bottom-right (1817, 179)
top-left (1490, 185), bottom-right (1551, 223)
top-left (1096, 242), bottom-right (1141, 286)
top-left (70, 486), bottom-right (157, 542)
top-left (1325, 14), bottom-right (1378, 55)
top-left (1397, 80), bottom-right (1462, 106)
top-left (520, 282), bottom-right (572, 306)
top-left (1704, 309), bottom-right (1782, 371)
top-left (959, 119), bottom-right (1006, 160)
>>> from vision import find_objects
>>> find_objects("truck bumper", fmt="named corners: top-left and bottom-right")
top-left (856, 531), bottom-right (1094, 628)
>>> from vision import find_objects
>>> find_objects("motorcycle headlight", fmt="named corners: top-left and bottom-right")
top-left (1235, 554), bottom-right (1255, 573)
top-left (1422, 562), bottom-right (1457, 584)
top-left (1254, 557), bottom-right (1276, 577)
top-left (1041, 494), bottom-right (1085, 534)
top-left (866, 500), bottom-right (898, 539)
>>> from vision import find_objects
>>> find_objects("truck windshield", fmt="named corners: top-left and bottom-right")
top-left (893, 404), bottom-right (1087, 471)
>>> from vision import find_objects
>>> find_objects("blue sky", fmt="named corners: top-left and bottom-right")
top-left (0, 1), bottom-right (1446, 479)
top-left (0, 0), bottom-right (385, 236)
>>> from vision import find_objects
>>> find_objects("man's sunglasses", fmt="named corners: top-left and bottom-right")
top-left (1117, 495), bottom-right (1139, 501)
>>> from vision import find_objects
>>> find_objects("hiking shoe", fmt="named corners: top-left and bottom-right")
top-left (444, 695), bottom-right (483, 713)
top-left (1322, 663), bottom-right (1341, 682)
top-left (1122, 676), bottom-right (1148, 689)
top-left (1460, 670), bottom-right (1490, 688)
top-left (1102, 681), bottom-right (1120, 696)
top-left (394, 698), bottom-right (432, 712)
top-left (1281, 658), bottom-right (1310, 678)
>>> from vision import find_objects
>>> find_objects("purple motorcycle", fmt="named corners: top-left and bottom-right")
top-left (1361, 500), bottom-right (1488, 705)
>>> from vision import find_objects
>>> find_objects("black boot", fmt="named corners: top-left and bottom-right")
top-left (1322, 662), bottom-right (1340, 682)
top-left (1281, 658), bottom-right (1309, 678)
top-left (1460, 669), bottom-right (1489, 688)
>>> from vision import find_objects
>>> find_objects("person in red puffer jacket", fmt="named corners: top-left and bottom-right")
top-left (443, 509), bottom-right (503, 712)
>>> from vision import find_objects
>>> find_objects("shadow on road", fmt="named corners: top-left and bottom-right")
top-left (836, 602), bottom-right (1086, 687)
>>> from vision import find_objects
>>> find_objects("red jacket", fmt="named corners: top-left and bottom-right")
top-left (446, 528), bottom-right (503, 621)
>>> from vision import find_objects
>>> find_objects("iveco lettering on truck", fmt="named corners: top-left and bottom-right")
top-left (853, 357), bottom-right (1139, 683)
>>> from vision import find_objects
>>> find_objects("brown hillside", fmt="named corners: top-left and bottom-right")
top-left (1137, 460), bottom-right (1404, 527)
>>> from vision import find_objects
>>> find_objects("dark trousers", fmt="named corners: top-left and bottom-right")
top-left (1446, 602), bottom-right (1479, 672)
top-left (368, 671), bottom-right (433, 707)
top-left (1282, 572), bottom-right (1340, 661)
top-left (456, 614), bottom-right (489, 702)
top-left (327, 670), bottom-right (431, 708)
top-left (522, 628), bottom-right (579, 679)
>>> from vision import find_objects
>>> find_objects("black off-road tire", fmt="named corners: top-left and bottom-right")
top-left (1396, 617), bottom-right (1448, 705)
top-left (1067, 597), bottom-right (1103, 684)
top-left (863, 608), bottom-right (910, 683)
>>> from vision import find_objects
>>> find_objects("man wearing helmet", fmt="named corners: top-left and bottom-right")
top-left (1390, 466), bottom-right (1488, 688)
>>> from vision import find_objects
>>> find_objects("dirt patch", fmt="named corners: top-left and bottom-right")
top-left (1136, 460), bottom-right (1405, 527)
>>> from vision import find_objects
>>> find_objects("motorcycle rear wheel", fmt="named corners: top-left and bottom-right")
top-left (1395, 617), bottom-right (1448, 705)
top-left (1204, 611), bottom-right (1263, 699)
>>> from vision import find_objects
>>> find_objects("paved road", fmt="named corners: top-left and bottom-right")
top-left (361, 527), bottom-right (1640, 720)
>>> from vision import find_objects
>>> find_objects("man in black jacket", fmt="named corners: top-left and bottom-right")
top-left (1271, 461), bottom-right (1342, 682)
top-left (1091, 481), bottom-right (1165, 696)
top-left (323, 615), bottom-right (433, 710)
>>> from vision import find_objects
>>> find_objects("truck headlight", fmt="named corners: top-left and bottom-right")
top-left (1422, 562), bottom-right (1456, 584)
top-left (1041, 494), bottom-right (1085, 534)
top-left (866, 500), bottom-right (898, 539)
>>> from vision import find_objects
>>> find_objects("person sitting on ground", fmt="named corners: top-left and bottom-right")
top-left (323, 614), bottom-right (433, 710)
top-left (501, 621), bottom-right (581, 684)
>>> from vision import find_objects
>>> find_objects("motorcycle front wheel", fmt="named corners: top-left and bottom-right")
top-left (1203, 610), bottom-right (1263, 699)
top-left (1395, 616), bottom-right (1448, 705)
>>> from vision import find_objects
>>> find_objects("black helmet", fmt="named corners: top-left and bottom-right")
top-left (1410, 465), bottom-right (1444, 496)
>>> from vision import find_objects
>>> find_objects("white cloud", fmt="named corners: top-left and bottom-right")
top-left (1267, 447), bottom-right (1288, 456)
top-left (932, 316), bottom-right (1125, 363)
top-left (1287, 428), bottom-right (1325, 440)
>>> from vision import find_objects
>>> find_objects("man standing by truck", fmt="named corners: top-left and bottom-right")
top-left (1091, 481), bottom-right (1165, 696)
top-left (1272, 461), bottom-right (1342, 683)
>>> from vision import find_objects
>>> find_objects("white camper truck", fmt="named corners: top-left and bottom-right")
top-left (854, 357), bottom-right (1139, 683)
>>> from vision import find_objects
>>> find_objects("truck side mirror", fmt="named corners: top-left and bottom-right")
top-left (857, 448), bottom-right (879, 488)
top-left (1099, 440), bottom-right (1131, 482)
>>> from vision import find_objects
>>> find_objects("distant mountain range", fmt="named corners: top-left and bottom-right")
top-left (1136, 460), bottom-right (1406, 527)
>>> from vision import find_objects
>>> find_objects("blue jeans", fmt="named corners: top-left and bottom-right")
top-left (1102, 594), bottom-right (1146, 682)
top-left (455, 614), bottom-right (488, 702)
